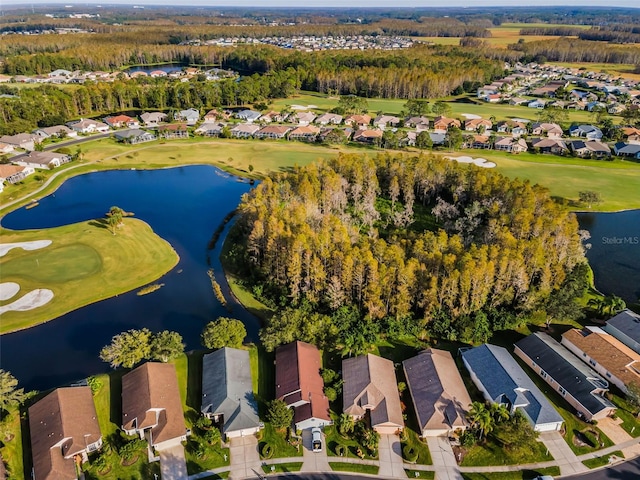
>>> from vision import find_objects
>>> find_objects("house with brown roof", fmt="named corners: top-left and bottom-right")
top-left (315, 113), bottom-right (343, 125)
top-left (353, 128), bottom-right (383, 144)
top-left (140, 112), bottom-right (167, 127)
top-left (464, 118), bottom-right (492, 132)
top-left (405, 116), bottom-right (430, 131)
top-left (290, 111), bottom-right (317, 126)
top-left (562, 327), bottom-right (640, 395)
top-left (121, 362), bottom-right (188, 451)
top-left (0, 133), bottom-right (41, 151)
top-left (373, 115), bottom-right (400, 130)
top-left (433, 116), bottom-right (461, 132)
top-left (342, 354), bottom-right (404, 435)
top-left (231, 123), bottom-right (261, 138)
top-left (403, 349), bottom-right (472, 437)
top-left (204, 109), bottom-right (229, 122)
top-left (29, 386), bottom-right (102, 480)
top-left (494, 136), bottom-right (528, 153)
top-left (0, 142), bottom-right (14, 155)
top-left (0, 164), bottom-right (34, 184)
top-left (289, 125), bottom-right (320, 142)
top-left (344, 114), bottom-right (371, 127)
top-left (275, 341), bottom-right (331, 431)
top-left (531, 122), bottom-right (563, 138)
top-left (254, 125), bottom-right (291, 139)
top-left (16, 151), bottom-right (70, 170)
top-left (531, 138), bottom-right (568, 155)
top-left (158, 124), bottom-right (189, 139)
top-left (104, 114), bottom-right (139, 129)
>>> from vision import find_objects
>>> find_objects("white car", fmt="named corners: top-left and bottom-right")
top-left (311, 427), bottom-right (322, 452)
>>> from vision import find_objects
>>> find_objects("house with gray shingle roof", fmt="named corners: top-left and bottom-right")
top-left (201, 348), bottom-right (262, 439)
top-left (604, 310), bottom-right (640, 355)
top-left (461, 344), bottom-right (563, 432)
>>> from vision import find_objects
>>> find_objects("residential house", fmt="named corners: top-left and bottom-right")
top-left (122, 362), bottom-right (188, 450)
top-left (114, 129), bottom-right (156, 144)
top-left (195, 122), bottom-right (225, 137)
top-left (67, 119), bottom-right (110, 134)
top-left (104, 114), bottom-right (140, 129)
top-left (34, 125), bottom-right (77, 140)
top-left (254, 125), bottom-right (291, 139)
top-left (0, 142), bottom-right (14, 154)
top-left (515, 333), bottom-right (616, 421)
top-left (149, 70), bottom-right (168, 78)
top-left (403, 349), bottom-right (472, 437)
top-left (509, 97), bottom-right (529, 106)
top-left (201, 347), bottom-right (262, 439)
top-left (569, 125), bottom-right (603, 140)
top-left (315, 113), bottom-right (343, 125)
top-left (527, 99), bottom-right (546, 109)
top-left (353, 128), bottom-right (383, 144)
top-left (531, 138), bottom-right (568, 155)
top-left (461, 344), bottom-right (564, 432)
top-left (433, 116), bottom-right (461, 132)
top-left (373, 115), bottom-right (401, 130)
top-left (587, 101), bottom-right (607, 112)
top-left (608, 103), bottom-right (626, 115)
top-left (613, 142), bottom-right (640, 158)
top-left (0, 164), bottom-right (34, 184)
top-left (204, 109), bottom-right (229, 122)
top-left (344, 114), bottom-right (372, 127)
top-left (567, 101), bottom-right (587, 111)
top-left (604, 310), bottom-right (640, 355)
top-left (231, 124), bottom-right (260, 139)
top-left (496, 121), bottom-right (527, 137)
top-left (289, 125), bottom-right (320, 142)
top-left (158, 124), bottom-right (189, 139)
top-left (428, 132), bottom-right (447, 146)
top-left (464, 118), bottom-right (492, 132)
top-left (562, 327), bottom-right (640, 395)
top-left (547, 100), bottom-right (566, 109)
top-left (140, 112), bottom-right (167, 128)
top-left (236, 109), bottom-right (262, 123)
top-left (477, 86), bottom-right (498, 98)
top-left (494, 137), bottom-right (528, 153)
top-left (0, 133), bottom-right (41, 151)
top-left (343, 354), bottom-right (404, 435)
top-left (29, 386), bottom-right (102, 480)
top-left (290, 111), bottom-right (317, 126)
top-left (317, 127), bottom-right (353, 143)
top-left (465, 135), bottom-right (491, 149)
top-left (569, 140), bottom-right (611, 158)
top-left (622, 127), bottom-right (640, 144)
top-left (176, 108), bottom-right (200, 126)
top-left (531, 122), bottom-right (563, 138)
top-left (48, 69), bottom-right (72, 78)
top-left (484, 93), bottom-right (502, 103)
top-left (16, 151), bottom-right (70, 170)
top-left (259, 111), bottom-right (286, 123)
top-left (405, 116), bottom-right (430, 131)
top-left (275, 341), bottom-right (331, 430)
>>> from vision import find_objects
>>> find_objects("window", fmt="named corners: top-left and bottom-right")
top-left (589, 359), bottom-right (597, 367)
top-left (558, 386), bottom-right (566, 396)
top-left (583, 352), bottom-right (587, 357)
top-left (606, 372), bottom-right (612, 378)
top-left (540, 369), bottom-right (548, 379)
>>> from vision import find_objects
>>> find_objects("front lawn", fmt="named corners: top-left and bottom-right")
top-left (257, 423), bottom-right (302, 459)
top-left (324, 423), bottom-right (378, 460)
top-left (329, 462), bottom-right (379, 475)
top-left (400, 426), bottom-right (432, 466)
top-left (608, 394), bottom-right (640, 437)
top-left (461, 468), bottom-right (561, 480)
top-left (261, 462), bottom-right (303, 473)
top-left (582, 450), bottom-right (624, 469)
top-left (0, 406), bottom-right (24, 479)
top-left (405, 470), bottom-right (435, 479)
top-left (460, 435), bottom-right (552, 467)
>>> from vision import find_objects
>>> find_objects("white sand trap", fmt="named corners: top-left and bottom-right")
top-left (0, 240), bottom-right (52, 257)
top-left (445, 156), bottom-right (496, 169)
top-left (461, 113), bottom-right (482, 119)
top-left (0, 289), bottom-right (54, 315)
top-left (290, 104), bottom-right (318, 110)
top-left (0, 282), bottom-right (20, 301)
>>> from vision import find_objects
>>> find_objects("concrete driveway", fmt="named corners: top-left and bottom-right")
top-left (538, 431), bottom-right (588, 476)
top-left (378, 434), bottom-right (407, 478)
top-left (228, 435), bottom-right (262, 480)
top-left (426, 436), bottom-right (463, 480)
top-left (159, 444), bottom-right (188, 480)
top-left (300, 429), bottom-right (330, 473)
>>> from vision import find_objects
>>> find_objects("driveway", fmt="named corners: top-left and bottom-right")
top-left (595, 416), bottom-right (640, 458)
top-left (378, 434), bottom-right (407, 478)
top-left (426, 436), bottom-right (463, 480)
top-left (159, 444), bottom-right (188, 480)
top-left (228, 435), bottom-right (262, 480)
top-left (538, 431), bottom-right (588, 476)
top-left (301, 429), bottom-right (331, 473)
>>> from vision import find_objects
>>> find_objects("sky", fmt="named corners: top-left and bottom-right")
top-left (11, 1), bottom-right (640, 8)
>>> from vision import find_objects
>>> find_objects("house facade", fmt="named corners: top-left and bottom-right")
top-left (0, 164), bottom-right (34, 184)
top-left (604, 310), bottom-right (640, 355)
top-left (16, 151), bottom-right (70, 170)
top-left (515, 333), bottom-right (616, 421)
top-left (461, 344), bottom-right (563, 432)
top-left (158, 124), bottom-right (189, 139)
top-left (201, 347), bottom-right (262, 439)
top-left (114, 129), bottom-right (156, 144)
top-left (29, 386), bottom-right (102, 480)
top-left (140, 112), bottom-right (167, 127)
top-left (254, 125), bottom-right (291, 139)
top-left (403, 349), bottom-right (472, 437)
top-left (0, 133), bottom-right (41, 151)
top-left (343, 354), bottom-right (404, 435)
top-left (275, 341), bottom-right (331, 431)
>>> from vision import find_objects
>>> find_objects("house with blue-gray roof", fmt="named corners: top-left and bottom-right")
top-left (201, 347), bottom-right (262, 439)
top-left (461, 344), bottom-right (563, 432)
top-left (604, 309), bottom-right (640, 355)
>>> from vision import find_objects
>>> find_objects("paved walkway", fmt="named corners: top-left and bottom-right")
top-left (596, 416), bottom-right (640, 459)
top-left (426, 436), bottom-right (463, 480)
top-left (538, 431), bottom-right (589, 476)
top-left (158, 444), bottom-right (188, 480)
top-left (228, 435), bottom-right (262, 480)
top-left (378, 434), bottom-right (407, 478)
top-left (300, 429), bottom-right (331, 473)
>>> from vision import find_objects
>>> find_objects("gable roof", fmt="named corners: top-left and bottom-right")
top-left (275, 341), bottom-right (330, 422)
top-left (515, 333), bottom-right (614, 418)
top-left (121, 362), bottom-right (186, 446)
top-left (605, 310), bottom-right (640, 351)
top-left (562, 327), bottom-right (640, 389)
top-left (342, 354), bottom-right (404, 429)
top-left (29, 386), bottom-right (101, 480)
top-left (403, 349), bottom-right (472, 433)
top-left (201, 348), bottom-right (260, 435)
top-left (461, 344), bottom-right (562, 428)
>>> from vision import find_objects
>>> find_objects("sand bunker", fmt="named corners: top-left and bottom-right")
top-left (445, 156), bottom-right (496, 168)
top-left (0, 289), bottom-right (54, 315)
top-left (0, 240), bottom-right (52, 257)
top-left (461, 113), bottom-right (482, 119)
top-left (290, 104), bottom-right (318, 110)
top-left (0, 282), bottom-right (20, 301)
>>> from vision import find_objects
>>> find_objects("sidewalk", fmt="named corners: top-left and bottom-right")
top-left (538, 431), bottom-right (589, 476)
top-left (426, 436), bottom-right (463, 480)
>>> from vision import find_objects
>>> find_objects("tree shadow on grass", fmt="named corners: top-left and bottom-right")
top-left (89, 219), bottom-right (109, 230)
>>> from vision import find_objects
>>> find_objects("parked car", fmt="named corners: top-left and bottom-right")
top-left (312, 427), bottom-right (322, 452)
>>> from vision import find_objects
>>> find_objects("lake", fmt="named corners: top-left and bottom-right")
top-left (576, 209), bottom-right (640, 305)
top-left (0, 166), bottom-right (257, 391)
top-left (124, 63), bottom-right (185, 75)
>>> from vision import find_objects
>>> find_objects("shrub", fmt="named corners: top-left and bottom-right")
top-left (460, 430), bottom-right (477, 448)
top-left (87, 376), bottom-right (103, 395)
top-left (402, 444), bottom-right (418, 463)
top-left (335, 444), bottom-right (347, 456)
top-left (261, 443), bottom-right (274, 459)
top-left (195, 416), bottom-right (213, 431)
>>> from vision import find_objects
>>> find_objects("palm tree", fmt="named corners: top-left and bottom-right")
top-left (467, 401), bottom-right (495, 440)
top-left (489, 403), bottom-right (510, 424)
top-left (588, 295), bottom-right (626, 318)
top-left (338, 413), bottom-right (355, 437)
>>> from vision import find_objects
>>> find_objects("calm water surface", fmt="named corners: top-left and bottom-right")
top-left (0, 166), bottom-right (257, 391)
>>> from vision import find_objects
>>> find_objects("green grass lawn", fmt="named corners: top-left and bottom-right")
top-left (257, 423), bottom-right (302, 459)
top-left (329, 462), bottom-right (379, 475)
top-left (405, 470), bottom-right (436, 479)
top-left (401, 429), bottom-right (433, 466)
top-left (0, 218), bottom-right (178, 334)
top-left (608, 394), bottom-right (640, 437)
top-left (324, 422), bottom-right (378, 461)
top-left (261, 462), bottom-right (303, 473)
top-left (582, 450), bottom-right (624, 469)
top-left (461, 467), bottom-right (561, 480)
top-left (460, 435), bottom-right (553, 467)
top-left (0, 406), bottom-right (24, 479)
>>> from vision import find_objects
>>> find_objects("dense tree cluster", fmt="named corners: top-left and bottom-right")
top-left (99, 328), bottom-right (184, 368)
top-left (231, 153), bottom-right (586, 350)
top-left (509, 38), bottom-right (640, 64)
